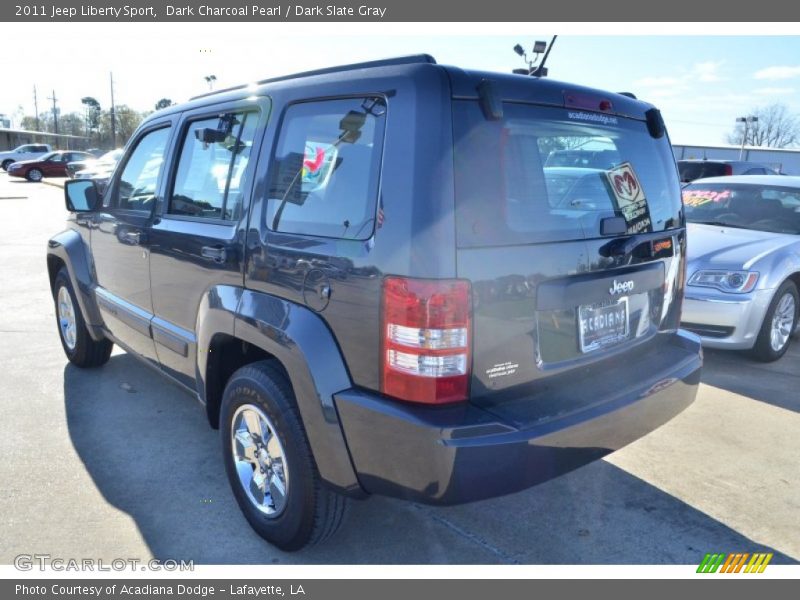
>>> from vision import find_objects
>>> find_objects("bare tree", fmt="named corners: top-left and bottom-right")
top-left (726, 103), bottom-right (800, 148)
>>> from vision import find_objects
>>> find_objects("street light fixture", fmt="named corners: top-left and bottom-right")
top-left (204, 74), bottom-right (217, 91)
top-left (512, 38), bottom-right (556, 77)
top-left (736, 115), bottom-right (758, 160)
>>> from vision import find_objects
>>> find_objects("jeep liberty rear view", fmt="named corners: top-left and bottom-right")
top-left (47, 55), bottom-right (701, 550)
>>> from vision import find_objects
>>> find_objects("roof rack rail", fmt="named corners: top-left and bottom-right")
top-left (190, 54), bottom-right (437, 101)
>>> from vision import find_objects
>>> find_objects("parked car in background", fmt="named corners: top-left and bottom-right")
top-left (0, 144), bottom-right (52, 171)
top-left (544, 148), bottom-right (621, 169)
top-left (678, 159), bottom-right (778, 183)
top-left (7, 150), bottom-right (95, 182)
top-left (681, 175), bottom-right (800, 361)
top-left (67, 148), bottom-right (124, 178)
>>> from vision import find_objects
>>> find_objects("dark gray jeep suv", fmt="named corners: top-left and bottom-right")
top-left (47, 55), bottom-right (702, 550)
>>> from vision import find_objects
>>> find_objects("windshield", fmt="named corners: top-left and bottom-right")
top-left (453, 102), bottom-right (682, 247)
top-left (37, 152), bottom-right (57, 161)
top-left (683, 183), bottom-right (800, 234)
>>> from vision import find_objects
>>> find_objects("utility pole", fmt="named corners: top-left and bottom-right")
top-left (48, 89), bottom-right (59, 136)
top-left (736, 115), bottom-right (758, 160)
top-left (110, 71), bottom-right (117, 147)
top-left (33, 86), bottom-right (40, 131)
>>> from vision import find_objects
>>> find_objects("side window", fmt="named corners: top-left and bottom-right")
top-left (169, 111), bottom-right (258, 221)
top-left (744, 168), bottom-right (766, 175)
top-left (112, 127), bottom-right (171, 212)
top-left (266, 97), bottom-right (386, 240)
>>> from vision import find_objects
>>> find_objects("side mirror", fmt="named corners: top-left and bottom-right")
top-left (64, 179), bottom-right (100, 212)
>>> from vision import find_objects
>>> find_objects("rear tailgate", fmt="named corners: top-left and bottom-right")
top-left (452, 99), bottom-right (686, 415)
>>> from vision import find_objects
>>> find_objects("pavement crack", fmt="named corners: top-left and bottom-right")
top-left (411, 503), bottom-right (521, 564)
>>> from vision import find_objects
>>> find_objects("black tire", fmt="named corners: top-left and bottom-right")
top-left (750, 280), bottom-right (798, 362)
top-left (53, 267), bottom-right (113, 368)
top-left (26, 168), bottom-right (43, 182)
top-left (1, 159), bottom-right (13, 171)
top-left (220, 361), bottom-right (348, 551)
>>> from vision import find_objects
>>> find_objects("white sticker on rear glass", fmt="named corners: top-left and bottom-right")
top-left (566, 111), bottom-right (619, 126)
top-left (604, 162), bottom-right (653, 234)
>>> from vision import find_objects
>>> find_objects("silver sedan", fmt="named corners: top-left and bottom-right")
top-left (681, 175), bottom-right (800, 361)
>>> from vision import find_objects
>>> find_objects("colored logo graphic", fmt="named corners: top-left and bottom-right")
top-left (697, 552), bottom-right (773, 573)
top-left (301, 140), bottom-right (338, 192)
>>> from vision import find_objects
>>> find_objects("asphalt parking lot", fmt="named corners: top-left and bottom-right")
top-left (0, 171), bottom-right (798, 565)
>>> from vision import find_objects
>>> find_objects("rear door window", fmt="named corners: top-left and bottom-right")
top-left (266, 97), bottom-right (387, 240)
top-left (453, 102), bottom-right (682, 247)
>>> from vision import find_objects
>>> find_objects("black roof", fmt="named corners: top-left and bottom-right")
top-left (153, 54), bottom-right (654, 121)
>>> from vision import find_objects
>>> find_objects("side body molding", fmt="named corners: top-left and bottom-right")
top-left (46, 229), bottom-right (104, 341)
top-left (233, 290), bottom-right (363, 496)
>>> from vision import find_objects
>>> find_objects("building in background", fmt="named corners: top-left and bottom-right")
top-left (673, 144), bottom-right (800, 175)
top-left (0, 128), bottom-right (88, 151)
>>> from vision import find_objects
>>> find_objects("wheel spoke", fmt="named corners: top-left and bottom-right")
top-left (269, 473), bottom-right (287, 512)
top-left (250, 469), bottom-right (267, 503)
top-left (242, 410), bottom-right (264, 442)
top-left (234, 429), bottom-right (258, 463)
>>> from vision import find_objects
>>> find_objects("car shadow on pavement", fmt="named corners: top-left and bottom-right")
top-left (700, 341), bottom-right (800, 414)
top-left (64, 354), bottom-right (797, 565)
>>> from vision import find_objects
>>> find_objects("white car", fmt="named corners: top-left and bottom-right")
top-left (0, 143), bottom-right (53, 171)
top-left (681, 175), bottom-right (800, 361)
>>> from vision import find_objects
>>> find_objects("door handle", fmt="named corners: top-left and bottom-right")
top-left (201, 245), bottom-right (227, 263)
top-left (120, 231), bottom-right (142, 245)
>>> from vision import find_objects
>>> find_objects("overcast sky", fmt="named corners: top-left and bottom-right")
top-left (1, 24), bottom-right (800, 146)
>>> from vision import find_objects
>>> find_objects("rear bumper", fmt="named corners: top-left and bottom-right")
top-left (335, 330), bottom-right (702, 505)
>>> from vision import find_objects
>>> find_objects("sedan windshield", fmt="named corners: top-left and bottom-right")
top-left (683, 183), bottom-right (800, 234)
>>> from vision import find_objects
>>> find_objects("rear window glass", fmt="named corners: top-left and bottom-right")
top-left (453, 102), bottom-right (682, 247)
top-left (683, 183), bottom-right (800, 234)
top-left (678, 161), bottom-right (727, 181)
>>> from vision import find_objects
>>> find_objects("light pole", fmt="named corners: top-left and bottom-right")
top-left (204, 74), bottom-right (217, 91)
top-left (736, 115), bottom-right (758, 160)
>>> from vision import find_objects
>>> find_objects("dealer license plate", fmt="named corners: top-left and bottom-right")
top-left (578, 298), bottom-right (629, 353)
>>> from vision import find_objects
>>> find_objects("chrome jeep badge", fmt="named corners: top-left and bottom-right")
top-left (609, 279), bottom-right (634, 295)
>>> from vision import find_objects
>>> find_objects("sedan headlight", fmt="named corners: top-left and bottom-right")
top-left (688, 270), bottom-right (759, 293)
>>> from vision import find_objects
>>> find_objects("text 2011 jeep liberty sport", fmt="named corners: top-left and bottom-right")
top-left (47, 55), bottom-right (702, 550)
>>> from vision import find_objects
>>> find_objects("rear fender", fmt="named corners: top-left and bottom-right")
top-left (233, 290), bottom-right (363, 495)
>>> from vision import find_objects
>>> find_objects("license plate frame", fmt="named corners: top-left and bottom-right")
top-left (578, 297), bottom-right (630, 353)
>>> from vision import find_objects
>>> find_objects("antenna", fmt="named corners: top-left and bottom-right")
top-left (512, 36), bottom-right (558, 77)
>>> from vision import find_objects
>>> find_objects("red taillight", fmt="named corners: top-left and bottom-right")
top-left (381, 277), bottom-right (472, 405)
top-left (724, 164), bottom-right (733, 175)
top-left (564, 91), bottom-right (614, 113)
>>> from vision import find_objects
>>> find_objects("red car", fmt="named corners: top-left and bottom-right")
top-left (7, 151), bottom-right (95, 182)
